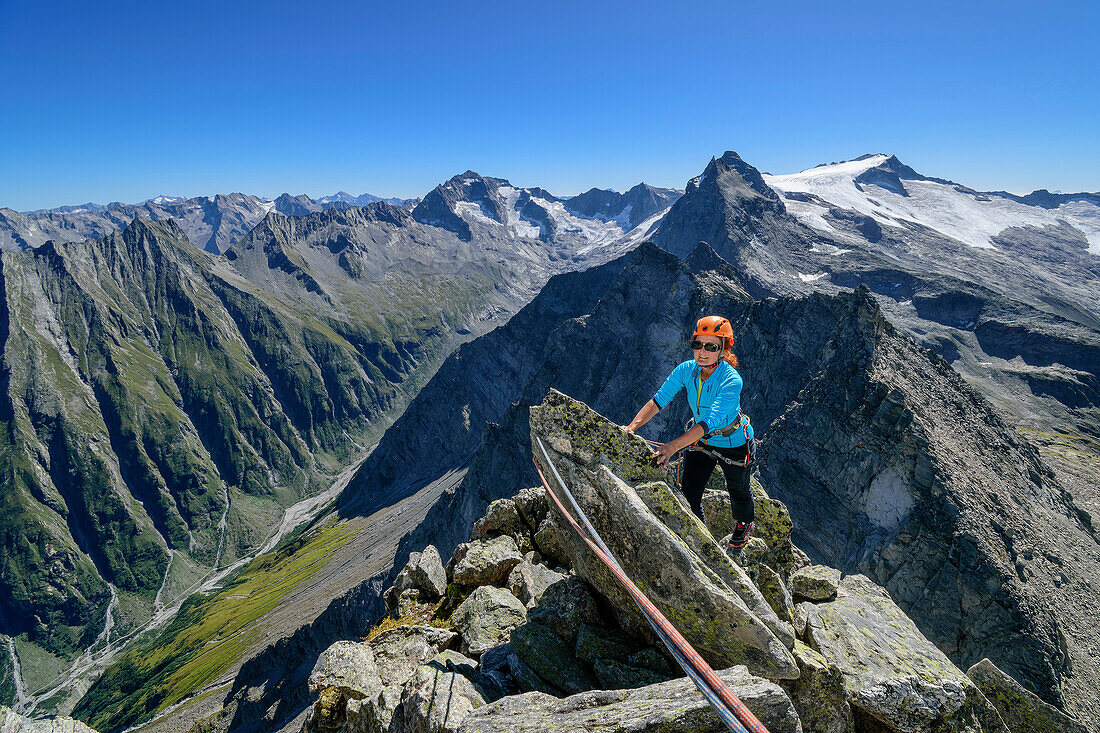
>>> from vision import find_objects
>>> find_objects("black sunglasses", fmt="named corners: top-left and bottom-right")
top-left (690, 340), bottom-right (721, 352)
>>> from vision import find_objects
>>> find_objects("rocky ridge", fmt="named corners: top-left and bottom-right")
top-left (330, 242), bottom-right (1100, 726)
top-left (291, 390), bottom-right (1088, 733)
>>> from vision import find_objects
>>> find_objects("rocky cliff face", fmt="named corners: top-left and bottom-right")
top-left (335, 242), bottom-right (1099, 726)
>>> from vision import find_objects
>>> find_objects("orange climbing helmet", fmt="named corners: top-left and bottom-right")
top-left (693, 316), bottom-right (734, 349)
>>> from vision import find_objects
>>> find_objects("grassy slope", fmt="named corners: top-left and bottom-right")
top-left (75, 518), bottom-right (360, 732)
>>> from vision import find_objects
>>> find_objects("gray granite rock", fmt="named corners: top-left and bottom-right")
top-left (0, 708), bottom-right (97, 733)
top-left (790, 565), bottom-right (841, 601)
top-left (526, 575), bottom-right (602, 644)
top-left (574, 623), bottom-right (638, 665)
top-left (592, 658), bottom-right (671, 690)
top-left (470, 499), bottom-right (524, 540)
top-left (967, 657), bottom-right (1087, 733)
top-left (754, 562), bottom-right (795, 624)
top-left (450, 537), bottom-right (523, 587)
top-left (303, 641), bottom-right (384, 733)
top-left (457, 664), bottom-right (801, 733)
top-left (781, 640), bottom-right (853, 733)
top-left (396, 650), bottom-right (487, 733)
top-left (505, 560), bottom-right (564, 608)
top-left (509, 621), bottom-right (595, 695)
top-left (512, 487), bottom-right (549, 533)
top-left (450, 585), bottom-right (527, 657)
top-left (804, 574), bottom-right (1005, 733)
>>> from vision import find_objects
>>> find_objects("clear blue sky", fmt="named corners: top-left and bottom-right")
top-left (2, 1), bottom-right (1097, 210)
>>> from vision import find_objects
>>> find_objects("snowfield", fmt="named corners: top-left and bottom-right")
top-left (765, 155), bottom-right (1100, 254)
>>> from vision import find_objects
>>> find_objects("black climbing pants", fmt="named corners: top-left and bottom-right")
top-left (681, 444), bottom-right (754, 525)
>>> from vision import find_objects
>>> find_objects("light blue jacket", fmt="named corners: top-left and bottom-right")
top-left (652, 359), bottom-right (754, 448)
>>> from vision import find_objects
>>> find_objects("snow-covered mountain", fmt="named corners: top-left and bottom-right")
top-left (765, 153), bottom-right (1100, 254)
top-left (410, 171), bottom-right (677, 257)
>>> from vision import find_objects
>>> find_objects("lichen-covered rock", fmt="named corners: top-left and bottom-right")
top-left (457, 665), bottom-right (801, 733)
top-left (509, 621), bottom-right (595, 695)
top-left (574, 623), bottom-right (638, 665)
top-left (793, 602), bottom-right (810, 638)
top-left (0, 707), bottom-right (97, 733)
top-left (450, 585), bottom-right (527, 657)
top-left (526, 575), bottom-right (602, 644)
top-left (804, 574), bottom-right (1005, 733)
top-left (530, 390), bottom-right (798, 680)
top-left (702, 488), bottom-right (735, 539)
top-left (361, 624), bottom-right (460, 729)
top-left (371, 625), bottom-right (459, 688)
top-left (512, 487), bottom-right (549, 532)
top-left (754, 562), bottom-right (795, 624)
top-left (407, 545), bottom-right (449, 599)
top-left (532, 513), bottom-right (571, 569)
top-left (396, 650), bottom-right (487, 733)
top-left (451, 536), bottom-right (523, 587)
top-left (506, 560), bottom-right (564, 608)
top-left (308, 640), bottom-right (383, 697)
top-left (782, 640), bottom-right (853, 733)
top-left (632, 479), bottom-right (795, 651)
top-left (471, 499), bottom-right (524, 540)
top-left (302, 641), bottom-right (384, 733)
top-left (790, 565), bottom-right (841, 601)
top-left (967, 658), bottom-right (1087, 733)
top-left (396, 588), bottom-right (424, 617)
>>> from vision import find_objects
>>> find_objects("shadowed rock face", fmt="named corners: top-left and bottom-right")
top-left (344, 241), bottom-right (1100, 727)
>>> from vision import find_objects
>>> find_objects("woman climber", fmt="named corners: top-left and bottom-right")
top-left (621, 316), bottom-right (756, 551)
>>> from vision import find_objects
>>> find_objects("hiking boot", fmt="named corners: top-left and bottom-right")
top-left (729, 521), bottom-right (753, 549)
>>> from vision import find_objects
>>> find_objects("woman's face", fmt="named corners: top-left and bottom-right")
top-left (692, 333), bottom-right (723, 368)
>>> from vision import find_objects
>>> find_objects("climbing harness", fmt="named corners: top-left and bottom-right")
top-left (534, 436), bottom-right (771, 733)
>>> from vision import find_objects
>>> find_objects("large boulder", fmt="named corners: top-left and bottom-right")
top-left (512, 487), bottom-right (549, 531)
top-left (303, 640), bottom-right (384, 732)
top-left (457, 665), bottom-right (801, 733)
top-left (353, 625), bottom-right (459, 731)
top-left (450, 585), bottom-right (527, 658)
top-left (450, 537), bottom-right (523, 587)
top-left (529, 390), bottom-right (798, 680)
top-left (506, 560), bottom-right (564, 608)
top-left (371, 625), bottom-right (459, 689)
top-left (396, 650), bottom-right (487, 733)
top-left (782, 640), bottom-right (853, 733)
top-left (470, 499), bottom-right (524, 540)
top-left (789, 565), bottom-right (841, 601)
top-left (526, 575), bottom-right (602, 644)
top-left (803, 574), bottom-right (1006, 733)
top-left (509, 621), bottom-right (595, 695)
top-left (967, 658), bottom-right (1088, 733)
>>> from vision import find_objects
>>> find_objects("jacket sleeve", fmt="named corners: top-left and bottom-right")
top-left (652, 362), bottom-right (688, 410)
top-left (700, 368), bottom-right (742, 433)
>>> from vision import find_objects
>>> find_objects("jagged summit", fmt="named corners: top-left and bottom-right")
top-left (687, 151), bottom-right (783, 204)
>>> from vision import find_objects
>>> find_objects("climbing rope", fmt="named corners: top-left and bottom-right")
top-left (533, 436), bottom-right (770, 733)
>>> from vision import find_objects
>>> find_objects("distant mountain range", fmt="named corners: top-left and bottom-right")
top-left (2, 152), bottom-right (1098, 731)
top-left (0, 182), bottom-right (680, 256)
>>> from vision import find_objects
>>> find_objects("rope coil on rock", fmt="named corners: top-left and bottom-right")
top-left (533, 436), bottom-right (770, 733)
